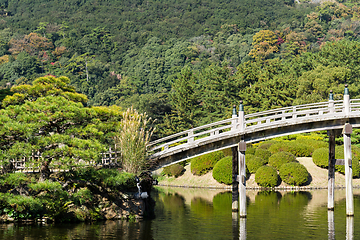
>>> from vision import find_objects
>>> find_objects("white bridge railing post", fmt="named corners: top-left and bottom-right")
top-left (232, 105), bottom-right (238, 131)
top-left (344, 84), bottom-right (350, 115)
top-left (329, 90), bottom-right (334, 114)
top-left (238, 101), bottom-right (245, 131)
top-left (188, 130), bottom-right (194, 143)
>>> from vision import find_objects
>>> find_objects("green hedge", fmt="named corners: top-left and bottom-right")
top-left (313, 146), bottom-right (360, 178)
top-left (247, 155), bottom-right (267, 174)
top-left (162, 164), bottom-right (185, 178)
top-left (255, 148), bottom-right (271, 163)
top-left (269, 142), bottom-right (313, 157)
top-left (268, 151), bottom-right (296, 170)
top-left (212, 156), bottom-right (232, 185)
top-left (258, 140), bottom-right (278, 150)
top-left (279, 162), bottom-right (309, 186)
top-left (295, 138), bottom-right (327, 151)
top-left (246, 147), bottom-right (256, 155)
top-left (255, 166), bottom-right (279, 188)
top-left (335, 146), bottom-right (360, 178)
top-left (191, 151), bottom-right (225, 176)
top-left (312, 147), bottom-right (328, 168)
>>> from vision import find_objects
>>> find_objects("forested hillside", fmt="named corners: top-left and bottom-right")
top-left (1, 0), bottom-right (360, 137)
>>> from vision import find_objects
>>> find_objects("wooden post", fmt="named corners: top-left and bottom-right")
top-left (343, 123), bottom-right (354, 216)
top-left (232, 146), bottom-right (239, 212)
top-left (328, 130), bottom-right (335, 211)
top-left (239, 142), bottom-right (246, 218)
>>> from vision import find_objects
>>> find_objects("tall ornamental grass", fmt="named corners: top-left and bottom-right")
top-left (115, 107), bottom-right (154, 174)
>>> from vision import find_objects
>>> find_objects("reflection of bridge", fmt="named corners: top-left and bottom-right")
top-left (149, 86), bottom-right (357, 217)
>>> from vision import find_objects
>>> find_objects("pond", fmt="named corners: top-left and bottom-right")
top-left (1, 187), bottom-right (360, 239)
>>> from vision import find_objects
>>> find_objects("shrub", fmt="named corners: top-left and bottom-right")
top-left (246, 155), bottom-right (266, 173)
top-left (212, 156), bottom-right (232, 185)
top-left (268, 152), bottom-right (296, 170)
top-left (335, 146), bottom-right (360, 178)
top-left (29, 180), bottom-right (63, 192)
top-left (162, 164), bottom-right (185, 177)
top-left (246, 147), bottom-right (256, 155)
top-left (312, 147), bottom-right (328, 168)
top-left (191, 151), bottom-right (225, 176)
top-left (255, 148), bottom-right (271, 163)
top-left (295, 138), bottom-right (327, 150)
top-left (279, 162), bottom-right (309, 186)
top-left (269, 142), bottom-right (313, 157)
top-left (72, 187), bottom-right (93, 206)
top-left (222, 148), bottom-right (232, 156)
top-left (1, 172), bottom-right (30, 187)
top-left (255, 166), bottom-right (279, 187)
top-left (6, 194), bottom-right (43, 219)
top-left (257, 140), bottom-right (278, 150)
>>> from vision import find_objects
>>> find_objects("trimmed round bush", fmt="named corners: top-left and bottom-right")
top-left (246, 147), bottom-right (256, 155)
top-left (312, 147), bottom-right (328, 168)
top-left (221, 148), bottom-right (232, 156)
top-left (335, 146), bottom-right (360, 178)
top-left (269, 142), bottom-right (313, 157)
top-left (255, 148), bottom-right (271, 163)
top-left (247, 155), bottom-right (267, 173)
top-left (162, 164), bottom-right (185, 178)
top-left (268, 151), bottom-right (296, 170)
top-left (279, 162), bottom-right (309, 186)
top-left (212, 156), bottom-right (232, 185)
top-left (191, 151), bottom-right (225, 176)
top-left (255, 166), bottom-right (279, 187)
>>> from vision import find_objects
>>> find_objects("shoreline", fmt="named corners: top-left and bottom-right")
top-left (157, 157), bottom-right (360, 190)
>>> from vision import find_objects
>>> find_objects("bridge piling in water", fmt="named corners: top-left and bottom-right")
top-left (232, 146), bottom-right (239, 212)
top-left (344, 123), bottom-right (354, 216)
top-left (238, 142), bottom-right (247, 218)
top-left (328, 129), bottom-right (336, 211)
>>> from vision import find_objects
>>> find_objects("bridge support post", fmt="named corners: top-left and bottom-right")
top-left (328, 130), bottom-right (336, 211)
top-left (232, 146), bottom-right (239, 212)
top-left (344, 123), bottom-right (354, 216)
top-left (239, 142), bottom-right (246, 218)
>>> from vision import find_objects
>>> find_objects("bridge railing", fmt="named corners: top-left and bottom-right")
top-left (244, 100), bottom-right (344, 129)
top-left (6, 148), bottom-right (120, 171)
top-left (148, 118), bottom-right (234, 152)
top-left (149, 85), bottom-right (360, 158)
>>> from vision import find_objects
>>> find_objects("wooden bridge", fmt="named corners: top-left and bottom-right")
top-left (149, 86), bottom-right (357, 217)
top-left (148, 87), bottom-right (360, 169)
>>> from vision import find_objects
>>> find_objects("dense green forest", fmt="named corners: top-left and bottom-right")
top-left (1, 0), bottom-right (360, 138)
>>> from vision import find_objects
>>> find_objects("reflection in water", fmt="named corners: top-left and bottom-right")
top-left (328, 211), bottom-right (335, 240)
top-left (1, 188), bottom-right (360, 239)
top-left (347, 216), bottom-right (354, 240)
top-left (239, 218), bottom-right (246, 240)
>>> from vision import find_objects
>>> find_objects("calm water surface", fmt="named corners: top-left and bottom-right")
top-left (1, 187), bottom-right (360, 240)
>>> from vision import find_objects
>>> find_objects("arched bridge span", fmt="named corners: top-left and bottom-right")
top-left (148, 90), bottom-right (360, 170)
